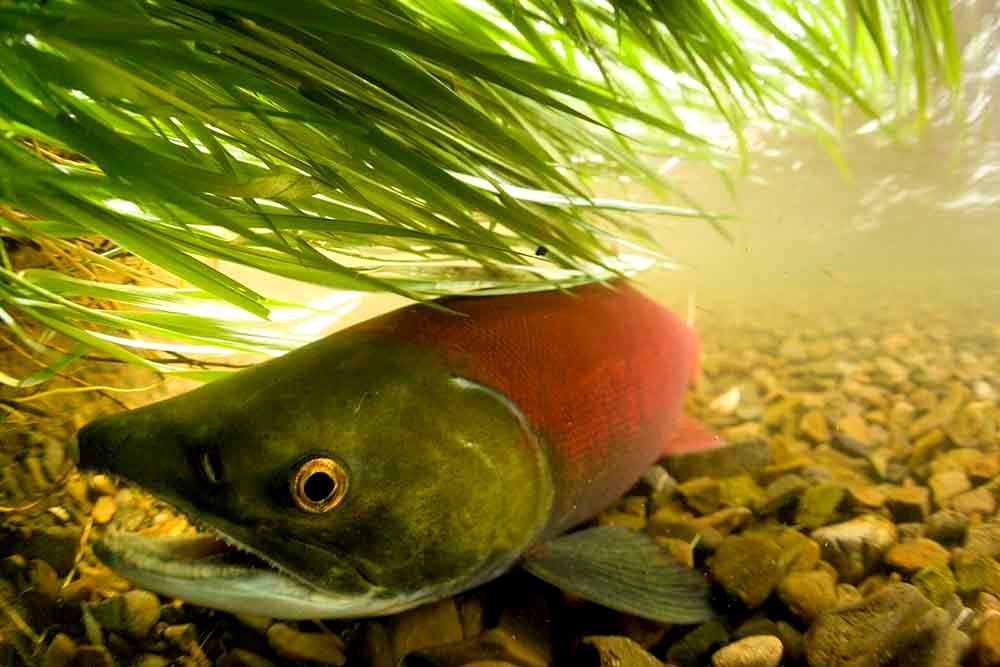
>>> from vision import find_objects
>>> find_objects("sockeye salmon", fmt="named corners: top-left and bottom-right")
top-left (71, 280), bottom-right (719, 623)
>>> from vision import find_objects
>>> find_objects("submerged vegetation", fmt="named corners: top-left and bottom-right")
top-left (0, 0), bottom-right (961, 381)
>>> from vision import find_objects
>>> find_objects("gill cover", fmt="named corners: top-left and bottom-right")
top-left (75, 331), bottom-right (554, 616)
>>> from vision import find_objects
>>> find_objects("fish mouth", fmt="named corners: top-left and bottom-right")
top-left (93, 516), bottom-right (392, 620)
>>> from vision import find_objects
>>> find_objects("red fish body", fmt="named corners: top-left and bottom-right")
top-left (354, 280), bottom-right (703, 534)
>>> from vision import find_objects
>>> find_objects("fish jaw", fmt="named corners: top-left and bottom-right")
top-left (93, 532), bottom-right (449, 619)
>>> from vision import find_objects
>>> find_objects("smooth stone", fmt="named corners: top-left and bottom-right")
top-left (91, 496), bottom-right (116, 525)
top-left (885, 538), bottom-right (950, 574)
top-left (805, 584), bottom-right (936, 666)
top-left (794, 483), bottom-right (845, 529)
top-left (19, 527), bottom-right (82, 575)
top-left (710, 635), bottom-right (783, 667)
top-left (667, 619), bottom-right (730, 667)
top-left (90, 590), bottom-right (161, 638)
top-left (40, 633), bottom-right (76, 667)
top-left (800, 410), bottom-right (830, 444)
top-left (834, 414), bottom-right (875, 452)
top-left (845, 485), bottom-right (886, 511)
top-left (965, 522), bottom-right (1000, 559)
top-left (929, 471), bottom-right (972, 510)
top-left (756, 475), bottom-right (807, 515)
top-left (712, 535), bottom-right (784, 609)
top-left (950, 487), bottom-right (997, 516)
top-left (678, 478), bottom-right (722, 515)
top-left (979, 614), bottom-right (1000, 665)
top-left (72, 646), bottom-right (114, 667)
top-left (778, 570), bottom-right (839, 622)
top-left (579, 636), bottom-right (661, 667)
top-left (718, 476), bottom-right (764, 510)
top-left (884, 485), bottom-right (931, 522)
top-left (402, 628), bottom-right (547, 667)
top-left (925, 510), bottom-right (970, 544)
top-left (266, 624), bottom-right (346, 665)
top-left (811, 514), bottom-right (898, 583)
top-left (386, 598), bottom-right (464, 661)
top-left (666, 439), bottom-right (771, 482)
top-left (912, 563), bottom-right (958, 607)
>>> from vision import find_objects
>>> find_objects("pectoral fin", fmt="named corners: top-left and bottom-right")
top-left (521, 525), bottom-right (713, 624)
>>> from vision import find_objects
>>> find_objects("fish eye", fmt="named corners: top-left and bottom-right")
top-left (290, 457), bottom-right (348, 513)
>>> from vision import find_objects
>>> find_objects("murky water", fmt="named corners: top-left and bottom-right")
top-left (3, 2), bottom-right (1000, 666)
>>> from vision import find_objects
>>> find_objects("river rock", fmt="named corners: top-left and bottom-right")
top-left (884, 538), bottom-right (950, 574)
top-left (266, 624), bottom-right (346, 665)
top-left (579, 636), bottom-right (661, 667)
top-left (925, 510), bottom-right (969, 544)
top-left (811, 514), bottom-right (898, 583)
top-left (711, 635), bottom-right (783, 667)
top-left (805, 584), bottom-right (938, 666)
top-left (712, 535), bottom-right (784, 608)
top-left (912, 563), bottom-right (958, 607)
top-left (950, 486), bottom-right (996, 516)
top-left (90, 590), bottom-right (161, 638)
top-left (965, 522), bottom-right (1000, 558)
top-left (666, 438), bottom-right (771, 482)
top-left (778, 569), bottom-right (839, 622)
top-left (757, 474), bottom-right (807, 515)
top-left (884, 485), bottom-right (931, 522)
top-left (979, 614), bottom-right (1000, 665)
top-left (667, 619), bottom-right (730, 667)
top-left (794, 483), bottom-right (845, 529)
top-left (929, 471), bottom-right (972, 510)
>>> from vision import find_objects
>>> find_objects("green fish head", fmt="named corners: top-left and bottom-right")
top-left (73, 333), bottom-right (554, 618)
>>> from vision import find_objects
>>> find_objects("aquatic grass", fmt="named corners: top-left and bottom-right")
top-left (0, 0), bottom-right (960, 378)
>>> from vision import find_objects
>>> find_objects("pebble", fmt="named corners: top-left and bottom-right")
top-left (834, 414), bottom-right (875, 452)
top-left (912, 563), bottom-right (958, 607)
top-left (266, 623), bottom-right (346, 665)
top-left (579, 636), bottom-right (661, 667)
top-left (885, 538), bottom-right (950, 574)
top-left (72, 646), bottom-right (115, 667)
top-left (811, 514), bottom-right (898, 583)
top-left (884, 485), bottom-right (931, 522)
top-left (667, 618), bottom-right (730, 667)
top-left (756, 474), bottom-right (807, 515)
top-left (19, 526), bottom-right (82, 575)
top-left (666, 439), bottom-right (771, 482)
top-left (678, 477), bottom-right (721, 514)
top-left (950, 486), bottom-right (997, 516)
top-left (777, 569), bottom-right (839, 622)
top-left (799, 410), bottom-right (830, 444)
top-left (41, 633), bottom-right (76, 667)
top-left (844, 484), bottom-right (886, 510)
top-left (712, 534), bottom-right (784, 608)
top-left (217, 649), bottom-right (276, 667)
top-left (386, 598), bottom-right (464, 661)
top-left (403, 628), bottom-right (547, 667)
top-left (979, 614), bottom-right (1000, 665)
top-left (711, 635), bottom-right (783, 667)
top-left (965, 522), bottom-right (1000, 558)
top-left (718, 475), bottom-right (764, 509)
top-left (794, 483), bottom-right (844, 529)
top-left (91, 496), bottom-right (117, 524)
top-left (775, 529), bottom-right (822, 572)
top-left (805, 583), bottom-right (936, 666)
top-left (929, 471), bottom-right (972, 509)
top-left (41, 435), bottom-right (67, 483)
top-left (90, 590), bottom-right (161, 638)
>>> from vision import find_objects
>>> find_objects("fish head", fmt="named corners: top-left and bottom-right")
top-left (72, 332), bottom-right (554, 618)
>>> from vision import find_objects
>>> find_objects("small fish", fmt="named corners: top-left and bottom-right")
top-left (71, 281), bottom-right (719, 622)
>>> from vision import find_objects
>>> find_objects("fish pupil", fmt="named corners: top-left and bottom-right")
top-left (303, 471), bottom-right (336, 502)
